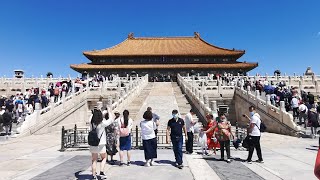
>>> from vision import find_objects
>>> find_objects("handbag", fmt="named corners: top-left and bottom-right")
top-left (88, 123), bottom-right (104, 146)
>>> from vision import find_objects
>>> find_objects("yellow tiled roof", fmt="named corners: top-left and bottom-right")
top-left (83, 33), bottom-right (245, 58)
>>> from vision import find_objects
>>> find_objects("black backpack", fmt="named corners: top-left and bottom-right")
top-left (88, 123), bottom-right (103, 146)
top-left (255, 121), bottom-right (267, 133)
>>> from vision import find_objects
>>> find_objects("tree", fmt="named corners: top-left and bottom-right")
top-left (46, 72), bottom-right (53, 78)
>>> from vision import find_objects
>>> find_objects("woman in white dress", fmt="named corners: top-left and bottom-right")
top-left (90, 107), bottom-right (115, 179)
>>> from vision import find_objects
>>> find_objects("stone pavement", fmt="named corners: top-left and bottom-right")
top-left (0, 131), bottom-right (318, 179)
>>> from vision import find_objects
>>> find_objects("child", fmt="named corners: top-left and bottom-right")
top-left (198, 129), bottom-right (208, 155)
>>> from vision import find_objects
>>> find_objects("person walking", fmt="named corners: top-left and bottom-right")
top-left (243, 106), bottom-right (264, 164)
top-left (299, 101), bottom-right (309, 128)
top-left (308, 108), bottom-right (319, 139)
top-left (89, 107), bottom-right (115, 180)
top-left (118, 110), bottom-right (133, 166)
top-left (205, 114), bottom-right (220, 155)
top-left (140, 111), bottom-right (157, 167)
top-left (166, 109), bottom-right (188, 169)
top-left (185, 109), bottom-right (197, 154)
top-left (104, 109), bottom-right (118, 165)
top-left (147, 107), bottom-right (160, 135)
top-left (291, 96), bottom-right (299, 120)
top-left (205, 112), bottom-right (234, 163)
top-left (2, 108), bottom-right (13, 138)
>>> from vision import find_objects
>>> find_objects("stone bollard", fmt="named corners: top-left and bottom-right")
top-left (35, 102), bottom-right (41, 110)
top-left (288, 76), bottom-right (292, 86)
top-left (247, 86), bottom-right (251, 92)
top-left (299, 80), bottom-right (302, 92)
top-left (266, 94), bottom-right (271, 105)
top-left (107, 96), bottom-right (113, 106)
top-left (280, 101), bottom-right (285, 111)
top-left (255, 90), bottom-right (260, 99)
top-left (97, 101), bottom-right (103, 110)
top-left (199, 92), bottom-right (204, 102)
top-left (115, 92), bottom-right (120, 101)
top-left (204, 94), bottom-right (209, 105)
top-left (120, 89), bottom-right (125, 97)
top-left (210, 101), bottom-right (218, 114)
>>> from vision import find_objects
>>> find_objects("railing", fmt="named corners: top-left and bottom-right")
top-left (60, 124), bottom-right (249, 151)
top-left (18, 75), bottom-right (149, 137)
top-left (60, 125), bottom-right (171, 151)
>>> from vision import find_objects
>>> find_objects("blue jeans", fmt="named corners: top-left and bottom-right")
top-left (171, 136), bottom-right (183, 165)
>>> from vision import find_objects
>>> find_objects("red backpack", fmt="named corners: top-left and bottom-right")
top-left (54, 88), bottom-right (59, 96)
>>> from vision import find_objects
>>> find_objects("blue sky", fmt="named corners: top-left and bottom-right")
top-left (0, 0), bottom-right (319, 78)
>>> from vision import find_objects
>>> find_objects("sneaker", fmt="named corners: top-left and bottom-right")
top-left (99, 172), bottom-right (107, 179)
top-left (119, 162), bottom-right (124, 166)
top-left (127, 161), bottom-right (131, 166)
top-left (247, 160), bottom-right (252, 164)
top-left (144, 162), bottom-right (150, 167)
top-left (256, 160), bottom-right (264, 163)
top-left (92, 175), bottom-right (98, 180)
top-left (177, 164), bottom-right (183, 169)
top-left (109, 160), bottom-right (115, 165)
top-left (227, 159), bottom-right (231, 163)
top-left (219, 158), bottom-right (224, 161)
top-left (150, 160), bottom-right (154, 166)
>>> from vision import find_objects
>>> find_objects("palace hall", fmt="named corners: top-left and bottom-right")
top-left (70, 32), bottom-right (258, 81)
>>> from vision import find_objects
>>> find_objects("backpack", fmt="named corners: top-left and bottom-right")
top-left (88, 123), bottom-right (103, 146)
top-left (119, 118), bottom-right (130, 137)
top-left (259, 122), bottom-right (267, 132)
top-left (255, 120), bottom-right (267, 133)
top-left (2, 112), bottom-right (12, 124)
top-left (54, 88), bottom-right (59, 96)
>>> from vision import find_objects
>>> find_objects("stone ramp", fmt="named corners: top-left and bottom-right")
top-left (124, 82), bottom-right (154, 122)
top-left (130, 82), bottom-right (180, 129)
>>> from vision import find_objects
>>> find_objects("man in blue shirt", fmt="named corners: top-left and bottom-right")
top-left (166, 109), bottom-right (187, 169)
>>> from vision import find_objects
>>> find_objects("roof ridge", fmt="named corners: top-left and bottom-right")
top-left (83, 38), bottom-right (129, 55)
top-left (132, 36), bottom-right (196, 40)
top-left (198, 37), bottom-right (245, 53)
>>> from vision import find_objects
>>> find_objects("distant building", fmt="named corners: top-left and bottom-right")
top-left (70, 32), bottom-right (258, 81)
top-left (14, 70), bottom-right (24, 78)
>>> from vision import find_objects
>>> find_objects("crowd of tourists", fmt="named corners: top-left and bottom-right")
top-left (236, 78), bottom-right (320, 138)
top-left (0, 78), bottom-right (88, 137)
top-left (88, 104), bottom-right (263, 179)
top-left (205, 73), bottom-right (320, 138)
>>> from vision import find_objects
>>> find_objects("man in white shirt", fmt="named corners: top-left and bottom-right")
top-left (298, 101), bottom-right (308, 128)
top-left (291, 96), bottom-right (299, 120)
top-left (244, 106), bottom-right (263, 164)
top-left (184, 109), bottom-right (196, 154)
